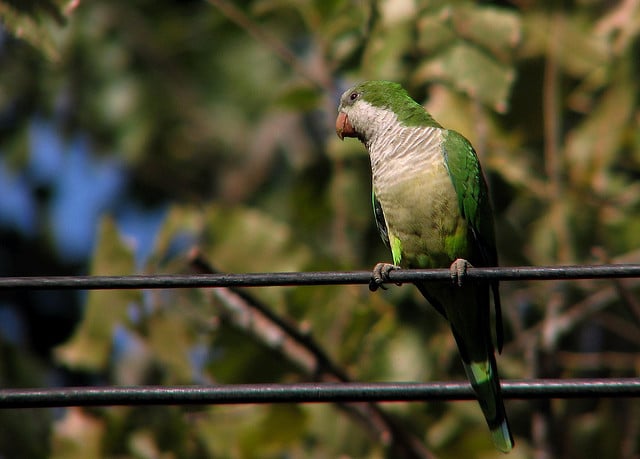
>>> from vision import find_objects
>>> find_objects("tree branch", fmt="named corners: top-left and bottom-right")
top-left (206, 0), bottom-right (331, 92)
top-left (188, 250), bottom-right (436, 459)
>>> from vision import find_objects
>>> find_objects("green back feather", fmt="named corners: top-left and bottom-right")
top-left (442, 129), bottom-right (504, 352)
top-left (441, 130), bottom-right (497, 266)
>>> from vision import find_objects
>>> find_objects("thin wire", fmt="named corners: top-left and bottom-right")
top-left (1, 379), bottom-right (639, 409)
top-left (1, 264), bottom-right (640, 290)
top-left (2, 266), bottom-right (638, 410)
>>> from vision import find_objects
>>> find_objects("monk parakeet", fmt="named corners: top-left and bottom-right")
top-left (336, 80), bottom-right (513, 452)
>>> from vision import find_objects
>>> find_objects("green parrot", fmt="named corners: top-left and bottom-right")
top-left (336, 80), bottom-right (513, 453)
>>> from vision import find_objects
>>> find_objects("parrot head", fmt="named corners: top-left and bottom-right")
top-left (336, 80), bottom-right (440, 142)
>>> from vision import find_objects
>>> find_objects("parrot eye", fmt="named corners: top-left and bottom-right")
top-left (349, 92), bottom-right (359, 101)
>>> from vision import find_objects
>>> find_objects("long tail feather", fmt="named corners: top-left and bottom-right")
top-left (463, 359), bottom-right (514, 453)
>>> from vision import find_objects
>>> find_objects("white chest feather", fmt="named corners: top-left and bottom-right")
top-left (367, 119), bottom-right (447, 189)
top-left (365, 118), bottom-right (464, 267)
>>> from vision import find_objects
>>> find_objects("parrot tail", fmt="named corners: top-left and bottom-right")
top-left (463, 358), bottom-right (514, 453)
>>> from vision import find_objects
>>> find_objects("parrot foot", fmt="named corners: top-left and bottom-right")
top-left (450, 258), bottom-right (472, 287)
top-left (369, 263), bottom-right (399, 292)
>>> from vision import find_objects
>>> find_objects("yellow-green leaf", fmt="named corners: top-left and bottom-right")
top-left (414, 43), bottom-right (515, 113)
top-left (54, 217), bottom-right (140, 371)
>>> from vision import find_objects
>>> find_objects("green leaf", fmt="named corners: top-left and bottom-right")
top-left (240, 405), bottom-right (308, 455)
top-left (201, 204), bottom-right (311, 275)
top-left (0, 0), bottom-right (68, 60)
top-left (416, 9), bottom-right (457, 54)
top-left (452, 4), bottom-right (521, 61)
top-left (414, 42), bottom-right (515, 113)
top-left (51, 408), bottom-right (105, 459)
top-left (360, 18), bottom-right (414, 81)
top-left (565, 65), bottom-right (636, 189)
top-left (521, 12), bottom-right (609, 79)
top-left (147, 311), bottom-right (196, 384)
top-left (54, 217), bottom-right (141, 371)
top-left (560, 15), bottom-right (610, 79)
top-left (276, 84), bottom-right (322, 111)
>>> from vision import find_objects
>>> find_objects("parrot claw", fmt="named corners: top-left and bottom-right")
top-left (450, 258), bottom-right (472, 287)
top-left (369, 263), bottom-right (400, 292)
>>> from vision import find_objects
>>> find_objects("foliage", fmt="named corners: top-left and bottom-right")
top-left (1, 0), bottom-right (640, 458)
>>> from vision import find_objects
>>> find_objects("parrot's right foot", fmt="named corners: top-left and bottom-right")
top-left (369, 263), bottom-right (399, 292)
top-left (450, 258), bottom-right (472, 287)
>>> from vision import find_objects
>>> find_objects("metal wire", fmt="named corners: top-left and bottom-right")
top-left (1, 264), bottom-right (640, 290)
top-left (1, 379), bottom-right (639, 409)
top-left (1, 264), bottom-right (638, 409)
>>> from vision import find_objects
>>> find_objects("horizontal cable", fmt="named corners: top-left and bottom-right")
top-left (1, 379), bottom-right (639, 408)
top-left (1, 264), bottom-right (640, 290)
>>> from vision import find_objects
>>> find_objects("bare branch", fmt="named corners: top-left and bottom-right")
top-left (188, 250), bottom-right (436, 459)
top-left (206, 0), bottom-right (332, 92)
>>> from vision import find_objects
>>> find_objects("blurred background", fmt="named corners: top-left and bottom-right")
top-left (0, 0), bottom-right (639, 457)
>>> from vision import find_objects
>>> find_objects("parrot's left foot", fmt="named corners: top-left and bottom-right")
top-left (369, 263), bottom-right (399, 292)
top-left (450, 258), bottom-right (472, 287)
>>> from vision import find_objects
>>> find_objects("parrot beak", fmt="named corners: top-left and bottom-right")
top-left (336, 111), bottom-right (355, 140)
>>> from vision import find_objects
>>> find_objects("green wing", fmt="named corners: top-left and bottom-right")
top-left (442, 130), bottom-right (504, 351)
top-left (372, 191), bottom-right (404, 268)
top-left (372, 191), bottom-right (390, 249)
top-left (441, 130), bottom-right (497, 265)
